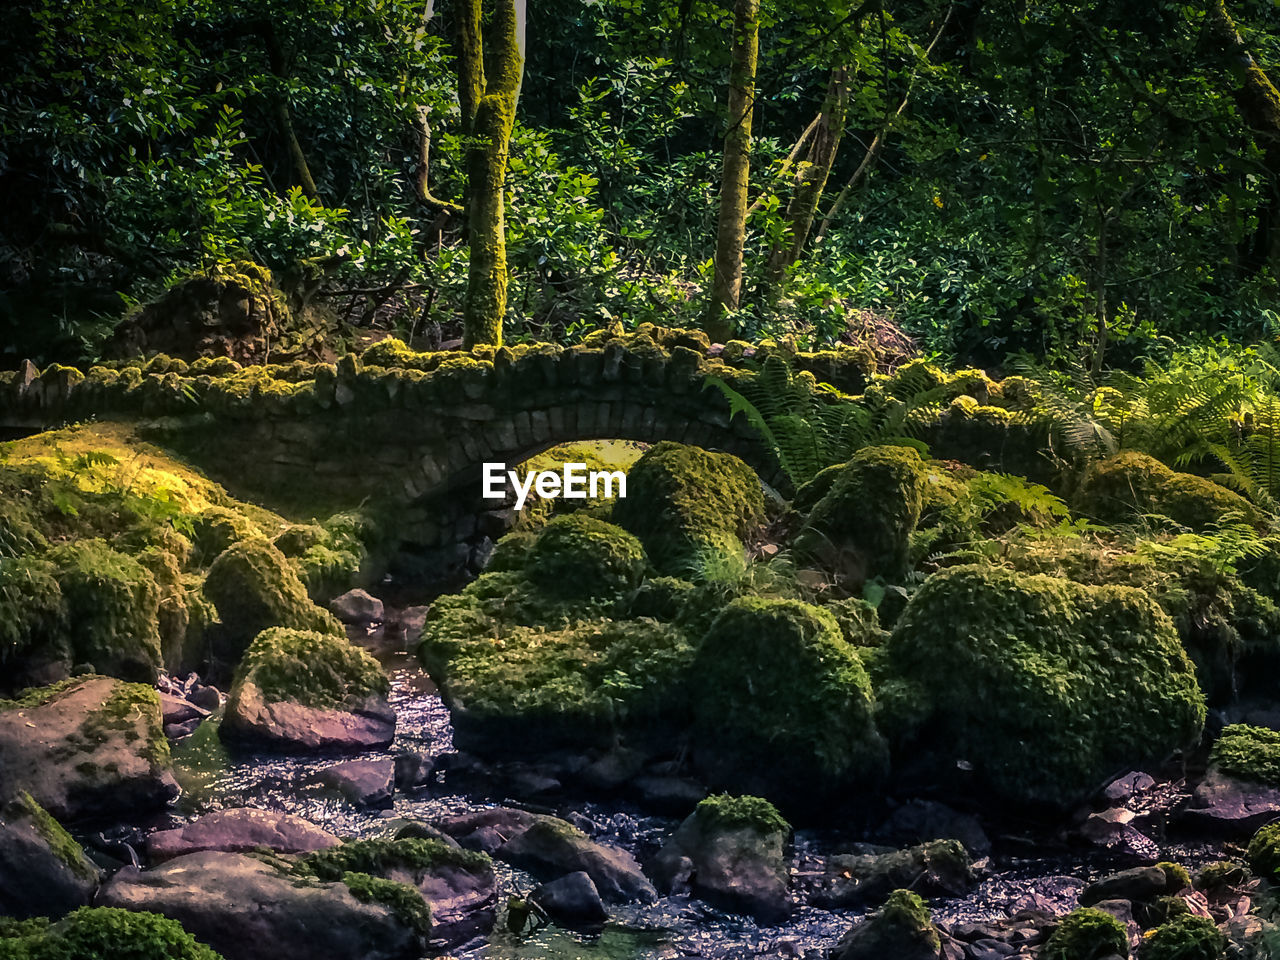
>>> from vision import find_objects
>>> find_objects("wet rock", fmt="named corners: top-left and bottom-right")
top-left (1079, 806), bottom-right (1158, 858)
top-left (393, 752), bottom-right (434, 792)
top-left (530, 871), bottom-right (608, 926)
top-left (832, 889), bottom-right (941, 960)
top-left (189, 684), bottom-right (222, 712)
top-left (0, 792), bottom-right (99, 919)
top-left (159, 692), bottom-right (209, 726)
top-left (398, 606), bottom-right (431, 645)
top-left (97, 850), bottom-right (428, 960)
top-left (497, 816), bottom-right (657, 903)
top-left (435, 807), bottom-right (545, 854)
top-left (222, 678), bottom-right (396, 753)
top-left (878, 800), bottom-right (991, 857)
top-left (0, 676), bottom-right (178, 821)
top-left (1222, 913), bottom-right (1277, 958)
top-left (1079, 865), bottom-right (1180, 906)
top-left (1181, 770), bottom-right (1280, 837)
top-left (812, 839), bottom-right (976, 909)
top-left (318, 758), bottom-right (395, 808)
top-left (147, 808), bottom-right (341, 862)
top-left (632, 774), bottom-right (708, 815)
top-left (392, 821), bottom-right (460, 848)
top-left (579, 746), bottom-right (647, 791)
top-left (1103, 770), bottom-right (1156, 802)
top-left (648, 796), bottom-right (792, 924)
top-left (1090, 899), bottom-right (1142, 952)
top-left (1008, 877), bottom-right (1086, 916)
top-left (330, 589), bottom-right (384, 625)
top-left (164, 718), bottom-right (202, 740)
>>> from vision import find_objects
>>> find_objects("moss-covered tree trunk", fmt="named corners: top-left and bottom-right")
top-left (765, 66), bottom-right (848, 286)
top-left (1206, 0), bottom-right (1280, 270)
top-left (459, 0), bottom-right (524, 348)
top-left (705, 0), bottom-right (760, 344)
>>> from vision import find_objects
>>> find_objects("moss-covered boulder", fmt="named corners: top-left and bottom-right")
top-left (296, 838), bottom-right (496, 935)
top-left (49, 539), bottom-right (162, 682)
top-left (1248, 822), bottom-right (1280, 880)
top-left (794, 444), bottom-right (928, 583)
top-left (524, 514), bottom-right (646, 602)
top-left (0, 677), bottom-right (177, 821)
top-left (1041, 907), bottom-right (1130, 960)
top-left (0, 907), bottom-right (224, 960)
top-left (0, 556), bottom-right (68, 687)
top-left (1077, 450), bottom-right (1263, 530)
top-left (879, 564), bottom-right (1205, 807)
top-left (647, 795), bottom-right (792, 923)
top-left (689, 597), bottom-right (888, 803)
top-left (1139, 915), bottom-right (1225, 960)
top-left (1185, 726), bottom-right (1280, 837)
top-left (203, 540), bottom-right (342, 662)
top-left (812, 840), bottom-right (975, 910)
top-left (0, 792), bottom-right (98, 920)
top-left (96, 851), bottom-right (428, 960)
top-left (191, 505), bottom-right (262, 562)
top-left (611, 442), bottom-right (764, 577)
top-left (220, 627), bottom-right (394, 754)
top-left (420, 608), bottom-right (693, 754)
top-left (830, 889), bottom-right (941, 960)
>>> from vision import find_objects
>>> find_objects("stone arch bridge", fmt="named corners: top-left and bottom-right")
top-left (0, 328), bottom-right (873, 566)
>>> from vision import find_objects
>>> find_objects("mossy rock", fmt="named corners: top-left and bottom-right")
top-left (1139, 915), bottom-right (1225, 960)
top-left (1041, 907), bottom-right (1129, 960)
top-left (421, 612), bottom-right (694, 754)
top-left (692, 794), bottom-right (791, 836)
top-left (0, 906), bottom-right (224, 960)
top-left (0, 556), bottom-right (67, 681)
top-left (628, 576), bottom-right (697, 622)
top-left (611, 442), bottom-right (764, 577)
top-left (1248, 822), bottom-right (1280, 880)
top-left (524, 513), bottom-right (646, 602)
top-left (48, 539), bottom-right (162, 682)
top-left (1076, 451), bottom-right (1263, 531)
top-left (1209, 724), bottom-right (1280, 787)
top-left (690, 597), bottom-right (888, 802)
top-left (879, 564), bottom-right (1205, 807)
top-left (203, 539), bottom-right (342, 662)
top-left (484, 528), bottom-right (538, 574)
top-left (229, 626), bottom-right (387, 710)
top-left (0, 791), bottom-right (98, 920)
top-left (794, 445), bottom-right (928, 584)
top-left (831, 889), bottom-right (941, 960)
top-left (191, 506), bottom-right (262, 562)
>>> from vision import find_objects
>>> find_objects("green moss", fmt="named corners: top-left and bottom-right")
top-left (795, 444), bottom-right (927, 583)
top-left (485, 528), bottom-right (538, 573)
top-left (525, 514), bottom-right (646, 602)
top-left (1077, 450), bottom-right (1262, 530)
top-left (834, 889), bottom-right (940, 959)
top-left (691, 597), bottom-right (888, 795)
top-left (628, 576), bottom-right (697, 621)
top-left (230, 626), bottom-right (387, 709)
top-left (1041, 908), bottom-right (1129, 960)
top-left (612, 442), bottom-right (764, 577)
top-left (298, 837), bottom-right (490, 881)
top-left (48, 539), bottom-right (161, 682)
top-left (0, 907), bottom-right (223, 960)
top-left (694, 794), bottom-right (791, 836)
top-left (203, 539), bottom-right (342, 660)
top-left (1156, 861), bottom-right (1192, 891)
top-left (822, 597), bottom-right (884, 647)
top-left (0, 678), bottom-right (82, 711)
top-left (1248, 822), bottom-right (1280, 880)
top-left (1139, 915), bottom-right (1225, 960)
top-left (0, 556), bottom-right (67, 672)
top-left (878, 564), bottom-right (1206, 807)
top-left (82, 681), bottom-right (170, 768)
top-left (1194, 860), bottom-right (1250, 891)
top-left (14, 792), bottom-right (97, 881)
top-left (337, 873), bottom-right (432, 937)
top-left (1209, 724), bottom-right (1280, 785)
top-left (421, 612), bottom-right (694, 752)
top-left (191, 506), bottom-right (262, 562)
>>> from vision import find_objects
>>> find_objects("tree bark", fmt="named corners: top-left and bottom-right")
top-left (460, 0), bottom-right (524, 348)
top-left (259, 22), bottom-right (318, 198)
top-left (705, 0), bottom-right (761, 344)
top-left (1206, 0), bottom-right (1280, 270)
top-left (765, 66), bottom-right (849, 284)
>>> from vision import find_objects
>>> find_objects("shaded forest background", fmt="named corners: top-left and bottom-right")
top-left (3, 0), bottom-right (1280, 368)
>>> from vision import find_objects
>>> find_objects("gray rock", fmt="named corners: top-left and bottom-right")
top-left (812, 839), bottom-right (975, 910)
top-left (189, 685), bottom-right (222, 712)
top-left (97, 851), bottom-right (428, 960)
top-left (220, 678), bottom-right (395, 754)
top-left (632, 774), bottom-right (708, 815)
top-left (1090, 898), bottom-right (1142, 951)
top-left (0, 676), bottom-right (178, 821)
top-left (318, 758), bottom-right (396, 808)
top-left (648, 806), bottom-right (791, 923)
top-left (1181, 769), bottom-right (1280, 837)
top-left (0, 793), bottom-right (99, 919)
top-left (878, 799), bottom-right (991, 857)
top-left (531, 871), bottom-right (608, 926)
top-left (393, 752), bottom-right (434, 792)
top-left (1079, 865), bottom-right (1176, 906)
top-left (579, 747), bottom-right (647, 791)
top-left (159, 692), bottom-right (209, 726)
top-left (147, 808), bottom-right (341, 863)
top-left (1103, 770), bottom-right (1156, 802)
top-left (330, 589), bottom-right (384, 625)
top-left (831, 894), bottom-right (942, 960)
top-left (497, 816), bottom-right (657, 903)
top-left (164, 719), bottom-right (202, 740)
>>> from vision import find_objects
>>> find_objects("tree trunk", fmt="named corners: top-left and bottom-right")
top-left (460, 0), bottom-right (524, 349)
top-left (259, 23), bottom-right (318, 198)
top-left (1206, 0), bottom-right (1280, 270)
top-left (705, 0), bottom-right (761, 343)
top-left (765, 66), bottom-right (848, 285)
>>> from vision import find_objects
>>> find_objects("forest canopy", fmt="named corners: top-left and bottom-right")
top-left (2, 0), bottom-right (1280, 367)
